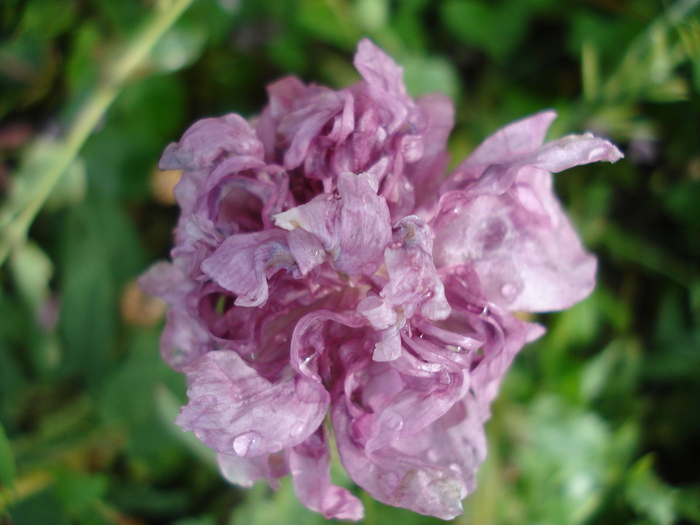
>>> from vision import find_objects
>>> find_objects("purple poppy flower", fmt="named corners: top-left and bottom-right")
top-left (139, 39), bottom-right (622, 520)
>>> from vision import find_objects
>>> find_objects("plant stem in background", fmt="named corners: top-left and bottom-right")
top-left (0, 0), bottom-right (196, 268)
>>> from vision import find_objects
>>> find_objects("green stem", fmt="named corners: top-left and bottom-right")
top-left (0, 0), bottom-right (196, 268)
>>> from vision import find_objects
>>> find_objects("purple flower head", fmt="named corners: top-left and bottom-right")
top-left (140, 39), bottom-right (622, 520)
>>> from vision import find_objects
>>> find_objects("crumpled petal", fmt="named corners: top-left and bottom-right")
top-left (200, 230), bottom-right (296, 307)
top-left (358, 215), bottom-right (451, 361)
top-left (433, 112), bottom-right (622, 312)
top-left (160, 113), bottom-right (264, 171)
top-left (274, 171), bottom-right (392, 276)
top-left (140, 39), bottom-right (622, 523)
top-left (176, 350), bottom-right (329, 456)
top-left (289, 428), bottom-right (364, 520)
top-left (332, 399), bottom-right (467, 520)
top-left (382, 216), bottom-right (450, 321)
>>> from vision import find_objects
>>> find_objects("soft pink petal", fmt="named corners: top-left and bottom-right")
top-left (200, 230), bottom-right (296, 307)
top-left (275, 172), bottom-right (392, 276)
top-left (160, 114), bottom-right (264, 170)
top-left (289, 429), bottom-right (364, 520)
top-left (176, 350), bottom-right (328, 456)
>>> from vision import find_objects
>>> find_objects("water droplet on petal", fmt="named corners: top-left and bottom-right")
top-left (384, 411), bottom-right (404, 431)
top-left (501, 282), bottom-right (517, 299)
top-left (290, 422), bottom-right (307, 440)
top-left (232, 431), bottom-right (261, 456)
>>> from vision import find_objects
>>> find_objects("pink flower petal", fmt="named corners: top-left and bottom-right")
top-left (176, 350), bottom-right (329, 456)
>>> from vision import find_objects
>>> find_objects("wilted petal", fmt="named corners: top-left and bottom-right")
top-left (176, 350), bottom-right (328, 456)
top-left (280, 88), bottom-right (347, 171)
top-left (333, 400), bottom-right (467, 520)
top-left (382, 216), bottom-right (450, 321)
top-left (200, 230), bottom-right (296, 307)
top-left (160, 307), bottom-right (212, 370)
top-left (289, 428), bottom-right (364, 520)
top-left (138, 260), bottom-right (194, 305)
top-left (354, 39), bottom-right (407, 101)
top-left (275, 172), bottom-right (391, 276)
top-left (454, 110), bottom-right (556, 173)
top-left (408, 93), bottom-right (455, 214)
top-left (160, 114), bottom-right (264, 170)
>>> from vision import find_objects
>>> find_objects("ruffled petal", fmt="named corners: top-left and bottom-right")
top-left (200, 230), bottom-right (296, 307)
top-left (176, 350), bottom-right (329, 456)
top-left (289, 428), bottom-right (364, 520)
top-left (332, 399), bottom-right (467, 520)
top-left (160, 113), bottom-right (264, 171)
top-left (274, 172), bottom-right (392, 276)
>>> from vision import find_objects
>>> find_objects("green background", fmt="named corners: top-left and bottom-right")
top-left (1, 0), bottom-right (699, 523)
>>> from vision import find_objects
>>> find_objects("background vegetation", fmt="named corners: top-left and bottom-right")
top-left (1, 0), bottom-right (699, 523)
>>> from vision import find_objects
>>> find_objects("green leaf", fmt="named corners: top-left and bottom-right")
top-left (440, 0), bottom-right (529, 61)
top-left (625, 455), bottom-right (677, 525)
top-left (9, 240), bottom-right (53, 310)
top-left (402, 54), bottom-right (460, 99)
top-left (228, 476), bottom-right (328, 525)
top-left (53, 470), bottom-right (108, 514)
top-left (154, 383), bottom-right (216, 468)
top-left (58, 196), bottom-right (143, 386)
top-left (0, 421), bottom-right (16, 488)
top-left (295, 0), bottom-right (360, 50)
top-left (99, 330), bottom-right (188, 464)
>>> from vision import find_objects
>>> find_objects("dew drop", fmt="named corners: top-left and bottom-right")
top-left (500, 282), bottom-right (517, 299)
top-left (384, 411), bottom-right (404, 431)
top-left (274, 333), bottom-right (288, 344)
top-left (290, 422), bottom-right (307, 440)
top-left (232, 431), bottom-right (261, 456)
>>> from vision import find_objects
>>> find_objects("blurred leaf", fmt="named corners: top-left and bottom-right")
top-left (580, 337), bottom-right (641, 405)
top-left (0, 421), bottom-right (16, 488)
top-left (100, 330), bottom-right (186, 462)
top-left (228, 477), bottom-right (328, 525)
top-left (402, 54), bottom-right (460, 99)
top-left (518, 395), bottom-right (637, 524)
top-left (53, 470), bottom-right (108, 515)
top-left (295, 0), bottom-right (360, 50)
top-left (175, 517), bottom-right (217, 525)
top-left (17, 0), bottom-right (78, 38)
top-left (625, 455), bottom-right (677, 525)
top-left (440, 0), bottom-right (530, 61)
top-left (82, 75), bottom-right (186, 200)
top-left (155, 383), bottom-right (217, 468)
top-left (44, 155), bottom-right (87, 211)
top-left (354, 0), bottom-right (389, 32)
top-left (151, 24), bottom-right (207, 73)
top-left (58, 196), bottom-right (143, 385)
top-left (676, 486), bottom-right (700, 522)
top-left (2, 139), bottom-right (85, 224)
top-left (9, 240), bottom-right (52, 310)
top-left (6, 486), bottom-right (69, 525)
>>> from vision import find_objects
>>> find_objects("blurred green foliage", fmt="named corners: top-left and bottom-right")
top-left (1, 0), bottom-right (699, 523)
